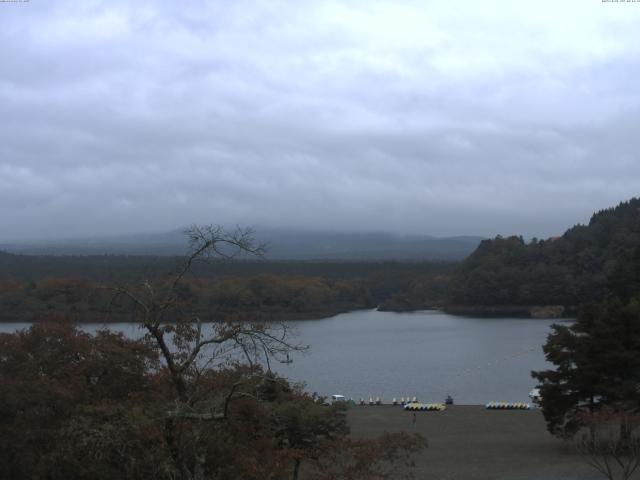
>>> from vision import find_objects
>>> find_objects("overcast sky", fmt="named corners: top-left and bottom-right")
top-left (1, 0), bottom-right (639, 241)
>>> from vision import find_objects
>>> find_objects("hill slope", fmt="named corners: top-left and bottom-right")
top-left (449, 197), bottom-right (640, 309)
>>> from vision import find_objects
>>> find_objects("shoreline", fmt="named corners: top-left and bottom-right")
top-left (0, 304), bottom-right (576, 324)
top-left (444, 304), bottom-right (578, 318)
top-left (0, 304), bottom-right (373, 324)
top-left (382, 304), bottom-right (578, 319)
top-left (0, 303), bottom-right (578, 324)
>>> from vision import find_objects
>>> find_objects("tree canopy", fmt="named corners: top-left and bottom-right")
top-left (451, 197), bottom-right (640, 308)
top-left (532, 246), bottom-right (640, 438)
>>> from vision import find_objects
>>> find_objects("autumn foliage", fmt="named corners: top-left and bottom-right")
top-left (0, 320), bottom-right (424, 480)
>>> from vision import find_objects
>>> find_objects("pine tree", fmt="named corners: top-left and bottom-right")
top-left (532, 295), bottom-right (640, 438)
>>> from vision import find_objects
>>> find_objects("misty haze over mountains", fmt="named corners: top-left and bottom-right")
top-left (0, 228), bottom-right (484, 261)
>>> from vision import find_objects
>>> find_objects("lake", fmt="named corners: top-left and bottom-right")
top-left (0, 309), bottom-right (564, 405)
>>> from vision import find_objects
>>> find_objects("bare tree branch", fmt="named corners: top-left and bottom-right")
top-left (102, 224), bottom-right (305, 409)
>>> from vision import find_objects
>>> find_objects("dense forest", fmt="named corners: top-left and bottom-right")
top-left (0, 251), bottom-right (453, 322)
top-left (350, 197), bottom-right (640, 315)
top-left (447, 198), bottom-right (640, 315)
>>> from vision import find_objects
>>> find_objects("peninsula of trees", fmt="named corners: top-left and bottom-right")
top-left (446, 197), bottom-right (640, 316)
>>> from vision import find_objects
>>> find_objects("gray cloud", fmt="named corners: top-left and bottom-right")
top-left (1, 0), bottom-right (640, 241)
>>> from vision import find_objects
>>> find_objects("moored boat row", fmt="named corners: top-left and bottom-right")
top-left (329, 393), bottom-right (537, 410)
top-left (485, 401), bottom-right (531, 410)
top-left (404, 402), bottom-right (446, 411)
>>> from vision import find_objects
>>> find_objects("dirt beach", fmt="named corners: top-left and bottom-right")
top-left (347, 405), bottom-right (617, 480)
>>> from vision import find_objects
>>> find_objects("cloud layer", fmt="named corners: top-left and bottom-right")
top-left (1, 0), bottom-right (639, 240)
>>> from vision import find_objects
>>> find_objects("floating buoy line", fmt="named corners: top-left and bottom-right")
top-left (436, 346), bottom-right (540, 402)
top-left (450, 346), bottom-right (539, 380)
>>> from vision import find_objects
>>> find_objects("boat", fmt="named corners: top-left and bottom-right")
top-left (529, 388), bottom-right (541, 403)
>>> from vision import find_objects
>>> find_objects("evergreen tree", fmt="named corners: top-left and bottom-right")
top-left (532, 294), bottom-right (640, 438)
top-left (608, 246), bottom-right (640, 304)
top-left (452, 197), bottom-right (640, 308)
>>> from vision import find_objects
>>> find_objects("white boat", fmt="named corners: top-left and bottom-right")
top-left (529, 388), bottom-right (541, 403)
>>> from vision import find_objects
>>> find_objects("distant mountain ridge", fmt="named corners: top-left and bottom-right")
top-left (0, 228), bottom-right (484, 261)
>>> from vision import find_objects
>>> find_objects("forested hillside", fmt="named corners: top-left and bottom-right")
top-left (0, 252), bottom-right (453, 321)
top-left (449, 197), bottom-right (640, 309)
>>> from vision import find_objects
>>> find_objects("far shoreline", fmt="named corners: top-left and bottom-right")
top-left (377, 303), bottom-right (578, 319)
top-left (0, 304), bottom-right (577, 324)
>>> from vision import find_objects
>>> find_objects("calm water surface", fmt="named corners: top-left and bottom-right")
top-left (0, 309), bottom-right (566, 405)
top-left (277, 309), bottom-right (564, 404)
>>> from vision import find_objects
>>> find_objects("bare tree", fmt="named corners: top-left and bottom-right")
top-left (576, 408), bottom-right (640, 480)
top-left (106, 225), bottom-right (306, 479)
